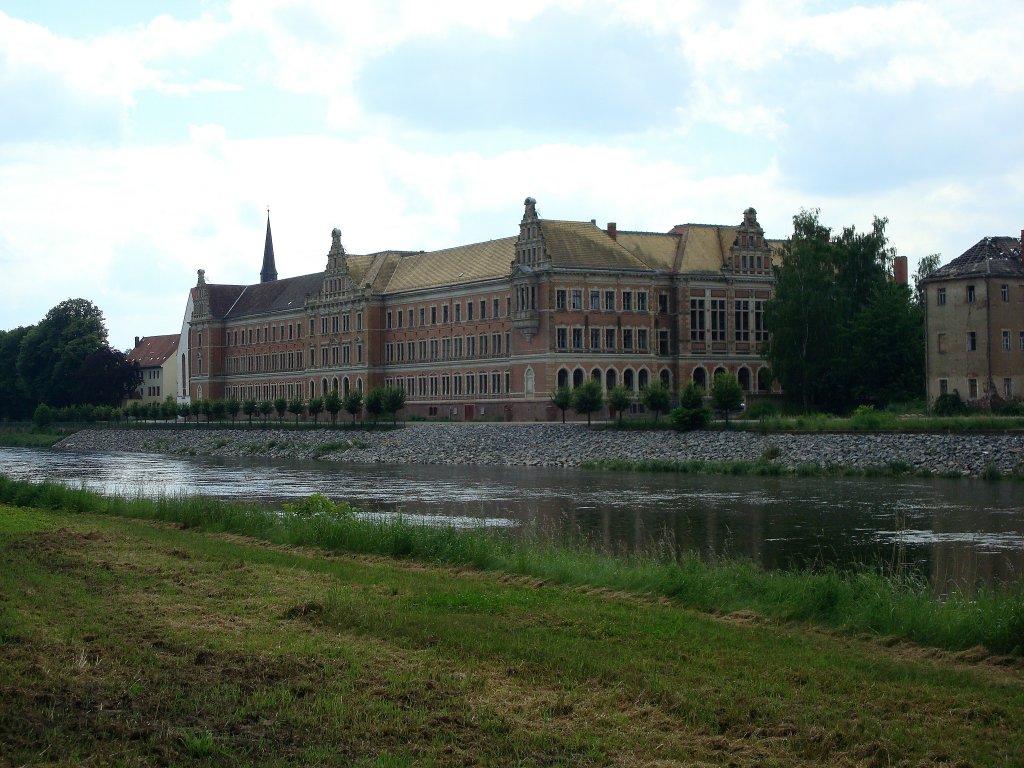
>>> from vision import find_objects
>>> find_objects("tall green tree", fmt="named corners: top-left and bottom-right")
top-left (0, 327), bottom-right (33, 420)
top-left (710, 372), bottom-right (744, 424)
top-left (324, 390), bottom-right (342, 425)
top-left (640, 380), bottom-right (670, 423)
top-left (343, 390), bottom-right (363, 425)
top-left (766, 210), bottom-right (918, 412)
top-left (382, 385), bottom-right (406, 424)
top-left (365, 387), bottom-right (385, 423)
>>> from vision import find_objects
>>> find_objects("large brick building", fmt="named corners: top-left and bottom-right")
top-left (184, 199), bottom-right (781, 420)
top-left (922, 233), bottom-right (1024, 406)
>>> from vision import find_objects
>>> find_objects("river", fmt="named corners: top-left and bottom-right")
top-left (2, 447), bottom-right (1022, 593)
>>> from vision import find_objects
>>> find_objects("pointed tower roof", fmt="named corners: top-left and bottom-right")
top-left (261, 212), bottom-right (278, 283)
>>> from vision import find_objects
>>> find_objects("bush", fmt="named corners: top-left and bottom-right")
top-left (933, 391), bottom-right (967, 416)
top-left (670, 383), bottom-right (708, 431)
top-left (744, 401), bottom-right (777, 421)
top-left (32, 403), bottom-right (55, 429)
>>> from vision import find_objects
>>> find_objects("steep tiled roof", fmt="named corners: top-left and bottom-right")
top-left (613, 231), bottom-right (681, 271)
top-left (926, 236), bottom-right (1024, 281)
top-left (207, 285), bottom-right (247, 317)
top-left (223, 274), bottom-right (322, 319)
top-left (127, 334), bottom-right (178, 367)
top-left (383, 237), bottom-right (516, 293)
top-left (541, 221), bottom-right (651, 271)
top-left (675, 225), bottom-right (738, 272)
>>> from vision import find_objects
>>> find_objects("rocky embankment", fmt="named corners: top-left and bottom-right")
top-left (55, 424), bottom-right (1024, 477)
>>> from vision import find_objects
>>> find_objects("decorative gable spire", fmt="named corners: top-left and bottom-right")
top-left (261, 211), bottom-right (278, 283)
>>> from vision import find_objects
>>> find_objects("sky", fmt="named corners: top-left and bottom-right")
top-left (1, 0), bottom-right (1022, 351)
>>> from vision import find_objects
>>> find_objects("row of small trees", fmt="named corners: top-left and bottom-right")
top-left (548, 372), bottom-right (745, 429)
top-left (32, 386), bottom-right (410, 428)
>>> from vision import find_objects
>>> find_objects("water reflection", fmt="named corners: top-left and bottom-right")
top-left (1, 447), bottom-right (1021, 592)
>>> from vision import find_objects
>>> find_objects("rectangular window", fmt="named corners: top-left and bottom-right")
top-left (636, 292), bottom-right (647, 312)
top-left (454, 337), bottom-right (463, 357)
top-left (658, 292), bottom-right (668, 314)
top-left (1002, 284), bottom-right (1009, 302)
top-left (385, 343), bottom-right (393, 362)
top-left (396, 343), bottom-right (404, 362)
top-left (690, 299), bottom-right (706, 342)
top-left (622, 291), bottom-right (633, 312)
top-left (571, 289), bottom-right (583, 310)
top-left (556, 289), bottom-right (567, 310)
top-left (442, 304), bottom-right (450, 323)
top-left (480, 299), bottom-right (486, 319)
top-left (408, 309), bottom-right (414, 326)
top-left (590, 289), bottom-right (600, 310)
top-left (467, 302), bottom-right (474, 321)
top-left (454, 375), bottom-right (463, 395)
top-left (397, 310), bottom-right (404, 328)
top-left (572, 327), bottom-right (583, 349)
top-left (356, 312), bottom-right (362, 331)
top-left (431, 306), bottom-right (437, 325)
top-left (622, 328), bottom-right (633, 350)
top-left (386, 311), bottom-right (393, 329)
top-left (455, 303), bottom-right (462, 322)
top-left (419, 307), bottom-right (425, 326)
top-left (342, 345), bottom-right (350, 365)
top-left (479, 335), bottom-right (488, 355)
top-left (408, 341), bottom-right (415, 360)
top-left (968, 378), bottom-right (978, 399)
top-left (466, 374), bottom-right (475, 395)
top-left (442, 337), bottom-right (451, 359)
top-left (492, 372), bottom-right (501, 394)
top-left (967, 331), bottom-right (977, 352)
top-left (658, 329), bottom-right (669, 355)
top-left (604, 290), bottom-right (615, 311)
top-left (590, 328), bottom-right (601, 349)
top-left (492, 333), bottom-right (501, 355)
top-left (637, 328), bottom-right (648, 351)
top-left (937, 287), bottom-right (946, 306)
top-left (1003, 330), bottom-right (1011, 351)
top-left (710, 299), bottom-right (726, 342)
top-left (479, 373), bottom-right (487, 394)
top-left (467, 336), bottom-right (476, 356)
top-left (754, 300), bottom-right (767, 343)
top-left (493, 298), bottom-right (500, 318)
top-left (605, 328), bottom-right (616, 350)
top-left (430, 339), bottom-right (438, 360)
top-left (557, 327), bottom-right (568, 350)
top-left (418, 340), bottom-right (426, 359)
top-left (734, 300), bottom-right (750, 341)
top-left (967, 285), bottom-right (975, 304)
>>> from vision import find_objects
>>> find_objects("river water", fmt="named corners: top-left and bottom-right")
top-left (2, 447), bottom-right (1022, 592)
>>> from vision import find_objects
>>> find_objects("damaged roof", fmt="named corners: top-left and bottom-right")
top-left (926, 236), bottom-right (1024, 281)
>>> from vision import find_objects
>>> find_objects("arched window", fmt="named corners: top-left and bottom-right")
top-left (591, 367), bottom-right (602, 385)
top-left (692, 367), bottom-right (707, 389)
top-left (343, 377), bottom-right (350, 396)
top-left (356, 377), bottom-right (363, 392)
top-left (180, 353), bottom-right (187, 397)
top-left (321, 377), bottom-right (328, 395)
top-left (525, 367), bottom-right (535, 396)
top-left (572, 368), bottom-right (584, 388)
top-left (332, 377), bottom-right (339, 392)
top-left (623, 369), bottom-right (635, 391)
top-left (605, 368), bottom-right (617, 389)
top-left (737, 367), bottom-right (752, 392)
top-left (714, 366), bottom-right (728, 382)
top-left (309, 380), bottom-right (316, 398)
top-left (660, 368), bottom-right (671, 389)
top-left (557, 368), bottom-right (569, 389)
top-left (638, 368), bottom-right (649, 390)
top-left (757, 367), bottom-right (772, 393)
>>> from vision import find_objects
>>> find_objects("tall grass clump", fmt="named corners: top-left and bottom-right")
top-left (2, 475), bottom-right (1023, 656)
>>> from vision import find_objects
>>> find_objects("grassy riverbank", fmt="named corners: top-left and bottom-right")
top-left (1, 477), bottom-right (1022, 658)
top-left (581, 456), bottom-right (1024, 481)
top-left (2, 498), bottom-right (1022, 766)
top-left (0, 427), bottom-right (71, 447)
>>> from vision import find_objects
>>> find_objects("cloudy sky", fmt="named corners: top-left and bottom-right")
top-left (1, 0), bottom-right (1021, 350)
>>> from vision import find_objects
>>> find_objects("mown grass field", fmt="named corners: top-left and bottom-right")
top-left (2, 502), bottom-right (1022, 767)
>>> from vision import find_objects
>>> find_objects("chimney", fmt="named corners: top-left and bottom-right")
top-left (607, 222), bottom-right (617, 241)
top-left (893, 255), bottom-right (908, 285)
top-left (135, 336), bottom-right (140, 348)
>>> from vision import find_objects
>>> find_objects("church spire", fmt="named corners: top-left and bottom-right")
top-left (260, 209), bottom-right (278, 283)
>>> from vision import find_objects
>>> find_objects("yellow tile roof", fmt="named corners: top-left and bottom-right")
top-left (540, 220), bottom-right (653, 271)
top-left (613, 232), bottom-right (681, 271)
top-left (381, 237), bottom-right (517, 293)
top-left (674, 225), bottom-right (738, 272)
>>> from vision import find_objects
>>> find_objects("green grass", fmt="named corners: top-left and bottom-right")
top-left (580, 456), bottom-right (987, 480)
top-left (735, 412), bottom-right (1024, 433)
top-left (1, 500), bottom-right (1022, 766)
top-left (0, 474), bottom-right (1021, 658)
top-left (0, 427), bottom-right (72, 447)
